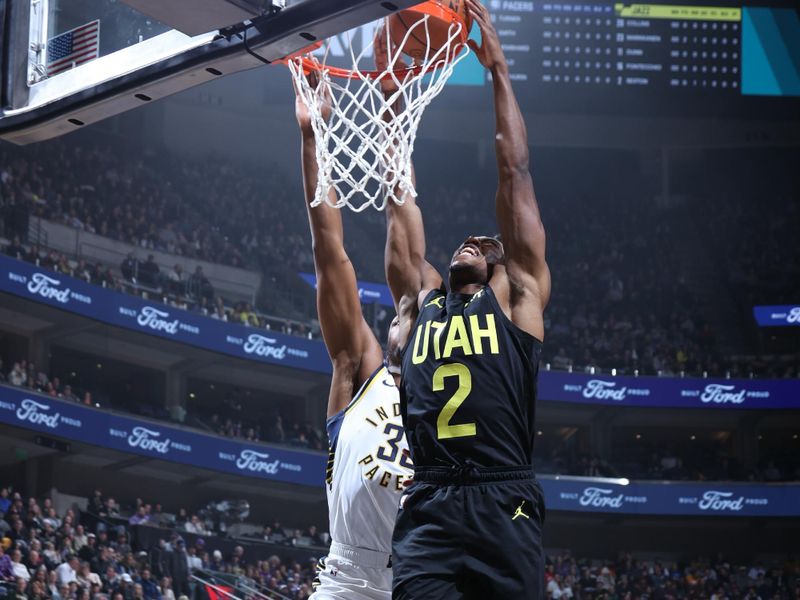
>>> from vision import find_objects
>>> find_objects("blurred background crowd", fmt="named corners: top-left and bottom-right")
top-left (1, 140), bottom-right (797, 379)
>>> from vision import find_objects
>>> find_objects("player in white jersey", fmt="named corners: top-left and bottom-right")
top-left (293, 72), bottom-right (413, 600)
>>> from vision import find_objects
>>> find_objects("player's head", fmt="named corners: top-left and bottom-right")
top-left (385, 315), bottom-right (403, 384)
top-left (449, 235), bottom-right (505, 286)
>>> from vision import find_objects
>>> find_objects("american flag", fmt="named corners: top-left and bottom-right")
top-left (46, 20), bottom-right (100, 76)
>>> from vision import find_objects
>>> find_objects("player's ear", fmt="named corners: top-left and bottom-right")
top-left (493, 234), bottom-right (506, 264)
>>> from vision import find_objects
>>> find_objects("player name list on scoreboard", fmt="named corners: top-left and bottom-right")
top-left (490, 0), bottom-right (742, 91)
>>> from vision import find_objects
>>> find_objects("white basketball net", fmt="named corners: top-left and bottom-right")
top-left (288, 14), bottom-right (469, 212)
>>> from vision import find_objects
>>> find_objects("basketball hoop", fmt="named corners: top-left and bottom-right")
top-left (287, 1), bottom-right (471, 212)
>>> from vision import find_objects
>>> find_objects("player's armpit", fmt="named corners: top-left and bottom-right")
top-left (506, 268), bottom-right (549, 342)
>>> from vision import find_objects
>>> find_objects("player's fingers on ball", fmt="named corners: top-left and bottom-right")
top-left (467, 0), bottom-right (486, 18)
top-left (474, 2), bottom-right (490, 24)
top-left (471, 9), bottom-right (487, 29)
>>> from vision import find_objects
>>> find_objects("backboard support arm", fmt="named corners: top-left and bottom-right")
top-left (0, 0), bottom-right (417, 145)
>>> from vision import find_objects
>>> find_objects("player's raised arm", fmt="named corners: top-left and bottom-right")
top-left (374, 27), bottom-right (443, 331)
top-left (294, 71), bottom-right (383, 416)
top-left (467, 0), bottom-right (550, 340)
top-left (384, 165), bottom-right (443, 314)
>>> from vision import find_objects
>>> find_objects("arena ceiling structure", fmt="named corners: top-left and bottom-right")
top-left (0, 0), bottom-right (798, 147)
top-left (0, 0), bottom-right (421, 144)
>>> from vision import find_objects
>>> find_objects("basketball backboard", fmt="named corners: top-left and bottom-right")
top-left (0, 0), bottom-right (422, 144)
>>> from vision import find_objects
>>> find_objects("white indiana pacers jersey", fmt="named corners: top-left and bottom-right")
top-left (325, 365), bottom-right (413, 555)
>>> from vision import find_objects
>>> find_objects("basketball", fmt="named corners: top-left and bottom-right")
top-left (388, 0), bottom-right (472, 61)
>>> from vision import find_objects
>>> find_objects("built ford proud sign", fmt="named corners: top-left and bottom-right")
top-left (753, 305), bottom-right (800, 327)
top-left (1, 255), bottom-right (330, 373)
top-left (2, 385), bottom-right (799, 515)
top-left (538, 371), bottom-right (800, 409)
top-left (4, 255), bottom-right (800, 408)
top-left (11, 270), bottom-right (93, 306)
top-left (0, 385), bottom-right (324, 486)
top-left (539, 476), bottom-right (800, 517)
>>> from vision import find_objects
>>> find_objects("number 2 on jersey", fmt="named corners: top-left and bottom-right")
top-left (434, 363), bottom-right (476, 440)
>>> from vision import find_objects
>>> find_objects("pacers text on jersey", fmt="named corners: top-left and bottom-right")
top-left (358, 400), bottom-right (413, 490)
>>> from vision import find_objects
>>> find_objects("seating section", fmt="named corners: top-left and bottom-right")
top-left (0, 486), bottom-right (795, 600)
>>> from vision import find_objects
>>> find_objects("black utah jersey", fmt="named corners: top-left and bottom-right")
top-left (400, 286), bottom-right (543, 469)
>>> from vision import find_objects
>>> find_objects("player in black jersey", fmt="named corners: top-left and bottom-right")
top-left (382, 1), bottom-right (551, 598)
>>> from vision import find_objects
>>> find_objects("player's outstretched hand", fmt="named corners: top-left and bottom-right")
top-left (466, 0), bottom-right (506, 71)
top-left (292, 61), bottom-right (332, 134)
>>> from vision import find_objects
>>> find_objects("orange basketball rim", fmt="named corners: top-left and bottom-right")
top-left (284, 1), bottom-right (471, 80)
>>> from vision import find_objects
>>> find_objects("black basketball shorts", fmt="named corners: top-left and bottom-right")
top-left (391, 465), bottom-right (545, 600)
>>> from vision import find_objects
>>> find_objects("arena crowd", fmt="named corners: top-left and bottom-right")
top-left (0, 486), bottom-right (320, 600)
top-left (1, 140), bottom-right (796, 378)
top-left (1, 487), bottom-right (798, 600)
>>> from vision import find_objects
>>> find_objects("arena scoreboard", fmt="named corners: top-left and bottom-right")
top-left (448, 1), bottom-right (800, 117)
top-left (528, 3), bottom-right (742, 90)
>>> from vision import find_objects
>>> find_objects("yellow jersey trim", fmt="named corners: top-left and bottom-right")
top-left (344, 365), bottom-right (388, 416)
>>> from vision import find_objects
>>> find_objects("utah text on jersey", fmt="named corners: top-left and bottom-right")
top-left (400, 287), bottom-right (543, 467)
top-left (410, 296), bottom-right (500, 364)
